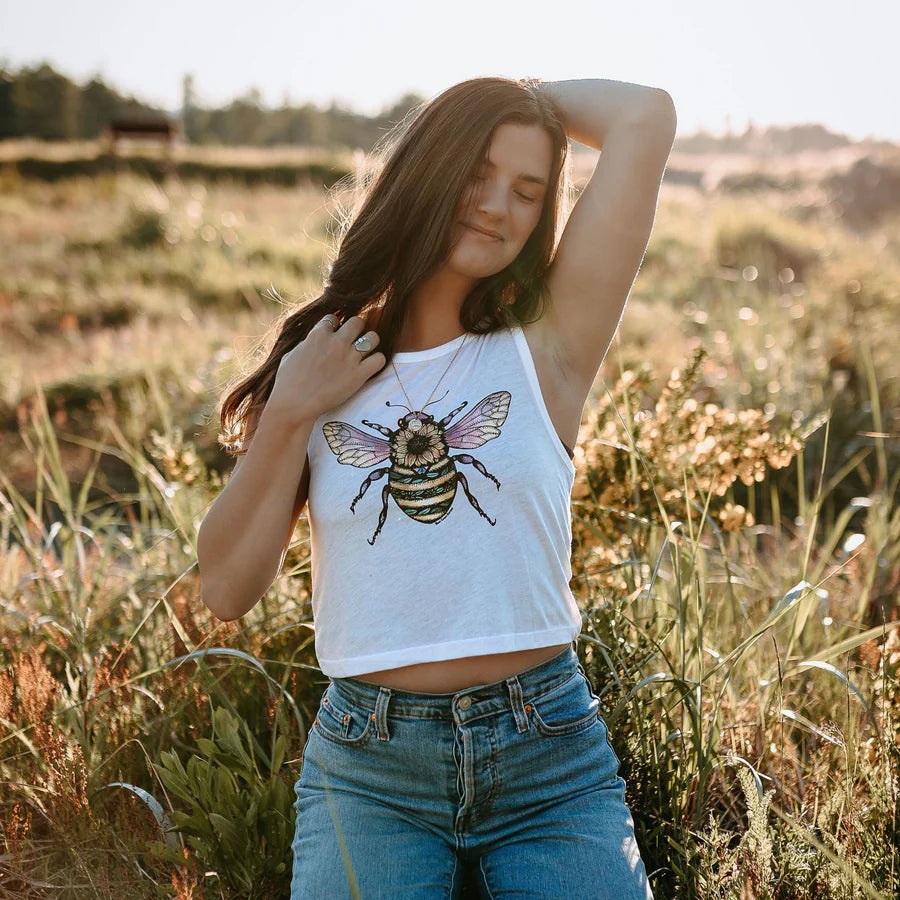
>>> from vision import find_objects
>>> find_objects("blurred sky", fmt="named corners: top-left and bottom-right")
top-left (1, 0), bottom-right (897, 141)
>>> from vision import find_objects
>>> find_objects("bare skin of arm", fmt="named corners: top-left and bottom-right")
top-left (197, 314), bottom-right (386, 621)
top-left (197, 405), bottom-right (312, 622)
top-left (537, 82), bottom-right (677, 388)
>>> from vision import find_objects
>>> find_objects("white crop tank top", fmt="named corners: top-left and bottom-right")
top-left (305, 322), bottom-right (584, 678)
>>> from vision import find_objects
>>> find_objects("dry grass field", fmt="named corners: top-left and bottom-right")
top-left (0, 141), bottom-right (898, 898)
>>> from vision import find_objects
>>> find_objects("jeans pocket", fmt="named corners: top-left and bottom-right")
top-left (527, 670), bottom-right (603, 737)
top-left (313, 683), bottom-right (374, 747)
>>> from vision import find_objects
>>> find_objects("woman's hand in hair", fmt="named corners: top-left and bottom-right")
top-left (268, 314), bottom-right (385, 426)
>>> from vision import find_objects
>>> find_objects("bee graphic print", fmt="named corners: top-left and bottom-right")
top-left (322, 390), bottom-right (511, 545)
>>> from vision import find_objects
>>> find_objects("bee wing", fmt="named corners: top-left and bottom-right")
top-left (443, 390), bottom-right (511, 449)
top-left (323, 421), bottom-right (391, 467)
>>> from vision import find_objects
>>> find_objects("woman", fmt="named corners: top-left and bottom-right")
top-left (198, 75), bottom-right (675, 898)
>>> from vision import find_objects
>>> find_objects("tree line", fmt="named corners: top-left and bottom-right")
top-left (0, 62), bottom-right (425, 149)
top-left (1, 61), bottom-right (876, 158)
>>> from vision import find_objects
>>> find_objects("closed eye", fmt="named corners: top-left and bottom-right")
top-left (473, 175), bottom-right (537, 204)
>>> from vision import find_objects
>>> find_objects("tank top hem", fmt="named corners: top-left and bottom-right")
top-left (317, 622), bottom-right (582, 679)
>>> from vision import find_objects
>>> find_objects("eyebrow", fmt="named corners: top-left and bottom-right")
top-left (480, 156), bottom-right (548, 187)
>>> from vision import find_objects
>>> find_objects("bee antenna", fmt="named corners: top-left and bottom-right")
top-left (423, 390), bottom-right (450, 410)
top-left (385, 400), bottom-right (412, 413)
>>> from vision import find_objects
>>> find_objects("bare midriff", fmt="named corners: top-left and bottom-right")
top-left (352, 642), bottom-right (572, 693)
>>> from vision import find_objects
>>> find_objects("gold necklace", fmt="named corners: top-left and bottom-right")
top-left (391, 334), bottom-right (468, 431)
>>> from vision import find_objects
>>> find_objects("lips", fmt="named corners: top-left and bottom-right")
top-left (466, 223), bottom-right (502, 241)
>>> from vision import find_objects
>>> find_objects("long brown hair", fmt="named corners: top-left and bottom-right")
top-left (217, 75), bottom-right (573, 456)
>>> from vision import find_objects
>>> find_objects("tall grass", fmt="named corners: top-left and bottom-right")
top-left (1, 360), bottom-right (896, 897)
top-left (1, 161), bottom-right (898, 897)
top-left (570, 340), bottom-right (899, 897)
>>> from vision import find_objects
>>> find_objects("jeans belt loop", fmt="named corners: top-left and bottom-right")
top-left (505, 674), bottom-right (530, 733)
top-left (374, 686), bottom-right (392, 741)
top-left (572, 637), bottom-right (588, 677)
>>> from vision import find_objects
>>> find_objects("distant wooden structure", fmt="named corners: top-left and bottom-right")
top-left (102, 117), bottom-right (178, 168)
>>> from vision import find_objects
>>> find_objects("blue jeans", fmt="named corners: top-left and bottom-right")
top-left (291, 640), bottom-right (653, 898)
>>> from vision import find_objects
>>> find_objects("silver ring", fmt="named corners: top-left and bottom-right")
top-left (322, 314), bottom-right (340, 330)
top-left (353, 335), bottom-right (372, 352)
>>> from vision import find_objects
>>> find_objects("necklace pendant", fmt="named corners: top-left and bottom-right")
top-left (391, 333), bottom-right (469, 427)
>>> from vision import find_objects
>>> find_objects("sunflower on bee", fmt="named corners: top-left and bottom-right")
top-left (393, 420), bottom-right (446, 468)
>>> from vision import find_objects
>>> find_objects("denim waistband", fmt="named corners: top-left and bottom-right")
top-left (329, 639), bottom-right (582, 723)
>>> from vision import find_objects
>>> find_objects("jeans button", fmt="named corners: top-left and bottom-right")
top-left (457, 695), bottom-right (472, 710)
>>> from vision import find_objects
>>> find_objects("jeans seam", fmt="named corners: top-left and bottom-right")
top-left (313, 713), bottom-right (373, 746)
top-left (446, 850), bottom-right (458, 900)
top-left (487, 724), bottom-right (501, 807)
top-left (530, 703), bottom-right (602, 737)
top-left (478, 854), bottom-right (496, 900)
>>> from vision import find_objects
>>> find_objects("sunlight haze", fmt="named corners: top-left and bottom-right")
top-left (1, 0), bottom-right (897, 141)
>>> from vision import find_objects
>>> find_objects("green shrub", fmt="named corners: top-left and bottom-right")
top-left (152, 705), bottom-right (295, 899)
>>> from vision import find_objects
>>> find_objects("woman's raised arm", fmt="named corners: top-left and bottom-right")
top-left (539, 78), bottom-right (677, 387)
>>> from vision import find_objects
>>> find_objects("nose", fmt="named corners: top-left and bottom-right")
top-left (473, 180), bottom-right (508, 220)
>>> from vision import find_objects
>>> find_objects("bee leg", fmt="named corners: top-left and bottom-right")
top-left (454, 470), bottom-right (496, 526)
top-left (451, 453), bottom-right (501, 490)
top-left (350, 467), bottom-right (389, 513)
top-left (367, 484), bottom-right (392, 545)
